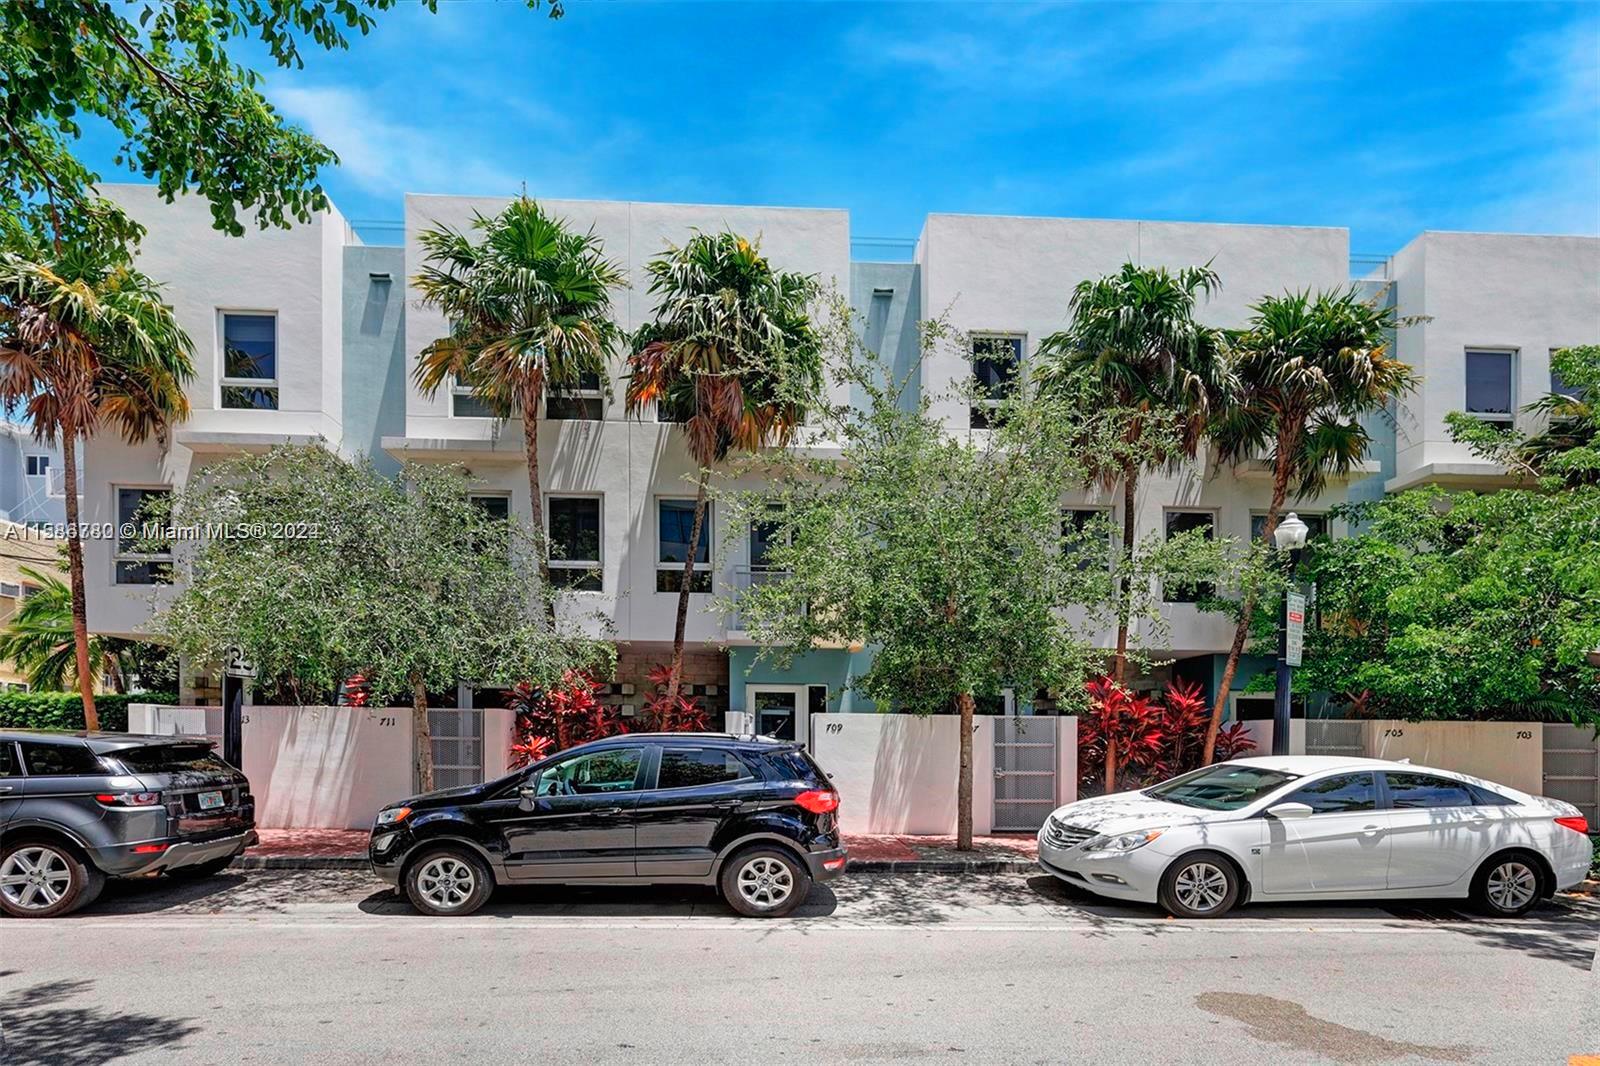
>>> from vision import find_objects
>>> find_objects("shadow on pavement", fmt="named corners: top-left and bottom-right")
top-left (357, 881), bottom-right (841, 919)
top-left (0, 978), bottom-right (201, 1066)
top-left (83, 870), bottom-right (367, 915)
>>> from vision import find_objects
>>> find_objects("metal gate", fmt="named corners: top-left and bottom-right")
top-left (1542, 724), bottom-right (1599, 825)
top-left (428, 708), bottom-right (484, 790)
top-left (993, 717), bottom-right (1058, 832)
top-left (1304, 719), bottom-right (1365, 759)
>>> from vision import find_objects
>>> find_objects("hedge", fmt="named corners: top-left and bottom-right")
top-left (0, 691), bottom-right (177, 733)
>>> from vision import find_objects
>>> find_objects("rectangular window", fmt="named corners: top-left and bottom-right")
top-left (1163, 510), bottom-right (1215, 603)
top-left (1249, 513), bottom-right (1327, 545)
top-left (1062, 507), bottom-right (1110, 569)
top-left (658, 498), bottom-right (711, 593)
top-left (1464, 349), bottom-right (1515, 428)
top-left (451, 373), bottom-right (502, 419)
top-left (115, 487), bottom-right (173, 585)
top-left (656, 748), bottom-right (753, 790)
top-left (749, 513), bottom-right (784, 570)
top-left (655, 389), bottom-right (692, 424)
top-left (220, 313), bottom-right (279, 410)
top-left (470, 494), bottom-right (510, 522)
top-left (548, 496), bottom-right (602, 591)
top-left (1384, 772), bottom-right (1477, 809)
top-left (970, 334), bottom-right (1022, 429)
top-left (24, 455), bottom-right (48, 477)
top-left (546, 371), bottom-right (604, 421)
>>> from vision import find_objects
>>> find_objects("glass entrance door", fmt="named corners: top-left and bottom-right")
top-left (747, 685), bottom-right (807, 744)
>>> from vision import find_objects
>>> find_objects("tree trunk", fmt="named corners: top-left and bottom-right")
top-left (956, 691), bottom-right (975, 850)
top-left (1105, 737), bottom-right (1119, 794)
top-left (521, 377), bottom-right (549, 585)
top-left (666, 469), bottom-right (709, 698)
top-left (60, 430), bottom-right (97, 731)
top-left (1112, 464), bottom-right (1138, 684)
top-left (1203, 424), bottom-right (1299, 764)
top-left (411, 676), bottom-right (435, 794)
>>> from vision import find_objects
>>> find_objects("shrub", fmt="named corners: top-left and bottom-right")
top-left (0, 691), bottom-right (177, 733)
top-left (1078, 676), bottom-right (1256, 794)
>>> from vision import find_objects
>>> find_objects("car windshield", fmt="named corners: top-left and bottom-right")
top-left (1144, 763), bottom-right (1300, 811)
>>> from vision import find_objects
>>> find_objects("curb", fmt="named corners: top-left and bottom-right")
top-left (237, 855), bottom-right (1042, 875)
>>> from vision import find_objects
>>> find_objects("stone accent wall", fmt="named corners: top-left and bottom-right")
top-left (599, 641), bottom-right (728, 724)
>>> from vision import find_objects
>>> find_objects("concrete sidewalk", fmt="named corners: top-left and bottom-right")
top-left (240, 828), bottom-right (1041, 873)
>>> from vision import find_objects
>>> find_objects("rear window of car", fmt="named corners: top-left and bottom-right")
top-left (0, 742), bottom-right (18, 777)
top-left (761, 747), bottom-right (829, 785)
top-left (1385, 772), bottom-right (1479, 809)
top-left (19, 740), bottom-right (104, 776)
top-left (658, 748), bottom-right (754, 789)
top-left (112, 744), bottom-right (231, 774)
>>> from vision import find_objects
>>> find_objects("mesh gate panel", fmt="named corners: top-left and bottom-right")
top-left (428, 708), bottom-right (484, 790)
top-left (1542, 723), bottom-right (1599, 823)
top-left (1305, 720), bottom-right (1365, 758)
top-left (993, 717), bottom-right (1058, 832)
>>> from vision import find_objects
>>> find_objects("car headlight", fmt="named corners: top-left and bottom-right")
top-left (1082, 828), bottom-right (1165, 853)
top-left (375, 806), bottom-right (412, 826)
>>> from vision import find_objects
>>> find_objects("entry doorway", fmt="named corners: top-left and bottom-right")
top-left (746, 684), bottom-right (809, 745)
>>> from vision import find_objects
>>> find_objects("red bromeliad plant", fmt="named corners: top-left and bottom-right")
top-left (1211, 721), bottom-right (1258, 762)
top-left (640, 663), bottom-right (711, 733)
top-left (1079, 677), bottom-right (1163, 794)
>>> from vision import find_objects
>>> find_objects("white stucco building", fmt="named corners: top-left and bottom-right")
top-left (80, 184), bottom-right (1599, 735)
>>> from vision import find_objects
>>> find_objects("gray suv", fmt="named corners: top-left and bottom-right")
top-left (0, 730), bottom-right (257, 918)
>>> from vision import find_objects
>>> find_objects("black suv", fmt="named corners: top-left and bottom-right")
top-left (370, 733), bottom-right (847, 918)
top-left (0, 730), bottom-right (256, 918)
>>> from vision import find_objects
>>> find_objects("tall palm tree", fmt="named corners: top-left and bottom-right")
top-left (412, 197), bottom-right (625, 579)
top-left (1035, 263), bottom-right (1231, 683)
top-left (0, 565), bottom-right (134, 692)
top-left (0, 234), bottom-right (193, 730)
top-left (626, 232), bottom-right (819, 696)
top-left (1202, 287), bottom-right (1416, 763)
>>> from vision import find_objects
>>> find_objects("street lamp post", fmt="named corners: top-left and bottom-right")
top-left (1272, 512), bottom-right (1311, 756)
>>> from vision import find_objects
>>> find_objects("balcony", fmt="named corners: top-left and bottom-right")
top-left (728, 566), bottom-right (793, 635)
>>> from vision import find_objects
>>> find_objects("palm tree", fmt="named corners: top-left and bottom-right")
top-left (626, 232), bottom-right (819, 696)
top-left (1202, 287), bottom-right (1416, 763)
top-left (412, 196), bottom-right (625, 580)
top-left (0, 234), bottom-right (193, 730)
top-left (0, 566), bottom-right (135, 692)
top-left (1035, 263), bottom-right (1231, 683)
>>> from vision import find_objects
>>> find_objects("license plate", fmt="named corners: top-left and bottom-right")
top-left (197, 790), bottom-right (225, 810)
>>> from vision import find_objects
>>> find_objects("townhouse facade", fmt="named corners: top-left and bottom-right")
top-left (83, 184), bottom-right (1600, 741)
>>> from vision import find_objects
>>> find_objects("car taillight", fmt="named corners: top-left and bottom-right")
top-left (1555, 816), bottom-right (1589, 834)
top-left (795, 789), bottom-right (839, 814)
top-left (95, 792), bottom-right (162, 808)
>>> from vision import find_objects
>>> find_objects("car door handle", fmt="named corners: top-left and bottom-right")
top-left (1361, 824), bottom-right (1385, 836)
top-left (591, 807), bottom-right (624, 818)
top-left (715, 799), bottom-right (745, 810)
top-left (0, 785), bottom-right (13, 793)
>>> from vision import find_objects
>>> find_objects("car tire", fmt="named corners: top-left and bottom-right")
top-left (166, 856), bottom-right (238, 880)
top-left (403, 846), bottom-right (493, 917)
top-left (1158, 851), bottom-right (1242, 919)
top-left (720, 845), bottom-right (811, 918)
top-left (0, 839), bottom-right (104, 919)
top-left (1471, 850), bottom-right (1545, 918)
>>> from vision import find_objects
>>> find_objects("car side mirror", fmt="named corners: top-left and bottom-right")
top-left (1267, 801), bottom-right (1314, 820)
top-left (518, 785), bottom-right (538, 811)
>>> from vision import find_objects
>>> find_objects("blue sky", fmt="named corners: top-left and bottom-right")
top-left (89, 1), bottom-right (1600, 254)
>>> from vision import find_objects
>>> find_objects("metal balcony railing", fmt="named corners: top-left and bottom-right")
top-left (729, 566), bottom-right (797, 632)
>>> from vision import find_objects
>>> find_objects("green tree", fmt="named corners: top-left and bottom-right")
top-left (413, 197), bottom-right (626, 580)
top-left (1298, 488), bottom-right (1600, 724)
top-left (1203, 288), bottom-right (1416, 762)
top-left (149, 445), bottom-right (612, 791)
top-left (1446, 344), bottom-right (1599, 488)
top-left (0, 0), bottom-right (560, 252)
top-left (1034, 263), bottom-right (1231, 683)
top-left (0, 565), bottom-right (136, 692)
top-left (723, 299), bottom-right (1190, 848)
top-left (627, 232), bottom-right (820, 697)
top-left (0, 232), bottom-right (193, 730)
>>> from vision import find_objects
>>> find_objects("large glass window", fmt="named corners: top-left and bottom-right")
top-left (658, 498), bottom-right (711, 593)
top-left (221, 313), bottom-right (279, 410)
top-left (546, 371), bottom-right (604, 421)
top-left (1163, 510), bottom-right (1216, 603)
top-left (1464, 349), bottom-right (1515, 428)
top-left (115, 487), bottom-right (172, 585)
top-left (0, 742), bottom-right (18, 777)
top-left (1062, 507), bottom-right (1110, 570)
top-left (1384, 772), bottom-right (1477, 809)
top-left (548, 496), bottom-right (601, 591)
top-left (470, 495), bottom-right (510, 522)
top-left (970, 334), bottom-right (1022, 429)
top-left (1283, 772), bottom-right (1376, 814)
top-left (1145, 762), bottom-right (1299, 811)
top-left (451, 372), bottom-right (503, 419)
top-left (535, 748), bottom-right (642, 797)
top-left (19, 740), bottom-right (103, 776)
top-left (657, 748), bottom-right (753, 790)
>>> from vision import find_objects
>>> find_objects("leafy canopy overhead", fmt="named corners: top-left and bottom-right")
top-left (1299, 487), bottom-right (1600, 725)
top-left (1447, 344), bottom-right (1599, 489)
top-left (0, 0), bottom-right (561, 251)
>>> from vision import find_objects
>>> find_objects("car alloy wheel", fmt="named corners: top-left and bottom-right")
top-left (1485, 860), bottom-right (1538, 913)
top-left (0, 846), bottom-right (74, 912)
top-left (415, 855), bottom-right (478, 912)
top-left (736, 855), bottom-right (794, 911)
top-left (1172, 861), bottom-right (1230, 914)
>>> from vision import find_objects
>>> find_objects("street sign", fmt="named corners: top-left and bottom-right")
top-left (1285, 591), bottom-right (1307, 668)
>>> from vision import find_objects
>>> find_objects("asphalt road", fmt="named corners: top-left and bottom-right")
top-left (3, 869), bottom-right (1597, 1065)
